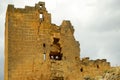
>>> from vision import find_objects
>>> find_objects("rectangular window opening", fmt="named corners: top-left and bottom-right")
top-left (43, 53), bottom-right (46, 61)
top-left (40, 14), bottom-right (43, 19)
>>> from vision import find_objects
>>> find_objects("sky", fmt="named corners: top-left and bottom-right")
top-left (0, 0), bottom-right (120, 79)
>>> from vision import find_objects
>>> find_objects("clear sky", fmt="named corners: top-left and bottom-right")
top-left (0, 0), bottom-right (120, 80)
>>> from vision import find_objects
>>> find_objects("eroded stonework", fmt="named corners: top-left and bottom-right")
top-left (5, 2), bottom-right (110, 80)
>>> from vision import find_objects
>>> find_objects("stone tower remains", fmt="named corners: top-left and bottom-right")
top-left (5, 2), bottom-right (110, 80)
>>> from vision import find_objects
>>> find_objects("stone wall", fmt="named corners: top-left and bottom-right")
top-left (79, 57), bottom-right (110, 79)
top-left (5, 2), bottom-right (110, 80)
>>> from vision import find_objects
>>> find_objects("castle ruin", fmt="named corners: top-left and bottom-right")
top-left (5, 2), bottom-right (110, 80)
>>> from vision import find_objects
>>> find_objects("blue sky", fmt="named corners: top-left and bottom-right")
top-left (0, 0), bottom-right (120, 80)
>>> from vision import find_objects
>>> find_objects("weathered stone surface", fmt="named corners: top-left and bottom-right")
top-left (5, 2), bottom-right (111, 80)
top-left (93, 66), bottom-right (120, 80)
top-left (101, 67), bottom-right (120, 80)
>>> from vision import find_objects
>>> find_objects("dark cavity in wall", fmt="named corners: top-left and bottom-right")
top-left (80, 68), bottom-right (83, 72)
top-left (49, 38), bottom-right (62, 60)
top-left (49, 51), bottom-right (62, 60)
top-left (97, 65), bottom-right (99, 69)
top-left (43, 43), bottom-right (46, 47)
top-left (53, 38), bottom-right (59, 44)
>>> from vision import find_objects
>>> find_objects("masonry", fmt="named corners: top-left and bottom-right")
top-left (5, 2), bottom-right (110, 80)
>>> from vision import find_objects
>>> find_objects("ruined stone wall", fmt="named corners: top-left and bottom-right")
top-left (5, 2), bottom-right (80, 80)
top-left (78, 57), bottom-right (110, 79)
top-left (5, 2), bottom-right (110, 80)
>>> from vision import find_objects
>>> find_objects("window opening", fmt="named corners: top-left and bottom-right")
top-left (56, 56), bottom-right (59, 59)
top-left (80, 68), bottom-right (83, 72)
top-left (43, 43), bottom-right (46, 47)
top-left (97, 65), bottom-right (99, 69)
top-left (51, 56), bottom-right (54, 59)
top-left (43, 53), bottom-right (46, 60)
top-left (40, 5), bottom-right (42, 8)
top-left (40, 14), bottom-right (43, 19)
